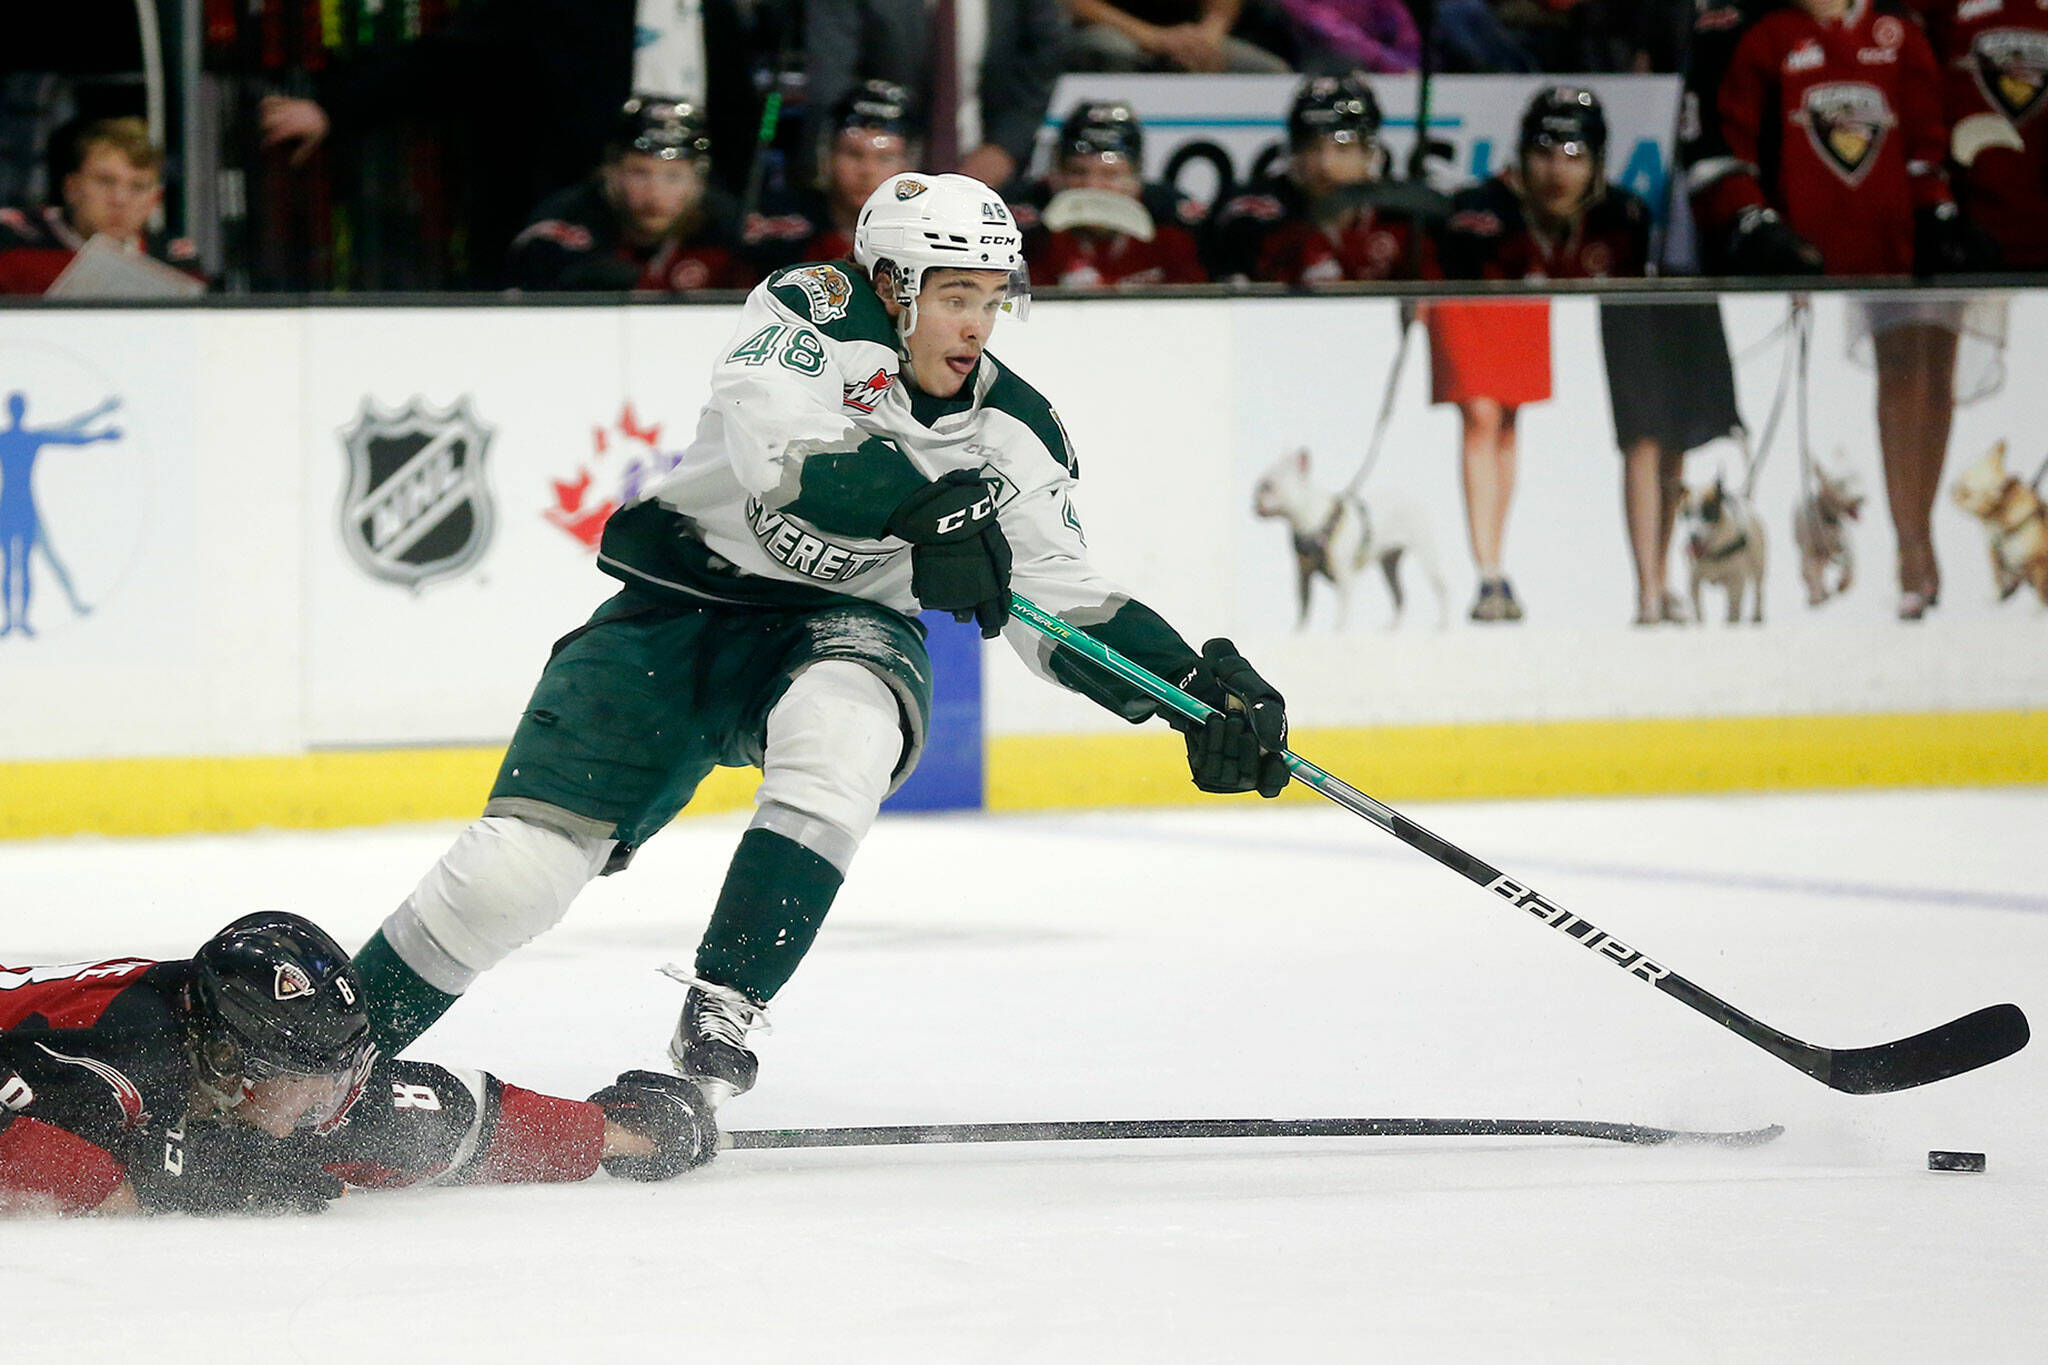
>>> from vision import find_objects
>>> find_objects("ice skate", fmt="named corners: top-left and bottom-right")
top-left (660, 965), bottom-right (769, 1104)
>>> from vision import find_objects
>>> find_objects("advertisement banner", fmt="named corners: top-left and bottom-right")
top-left (1041, 73), bottom-right (1682, 217)
top-left (299, 306), bottom-right (654, 745)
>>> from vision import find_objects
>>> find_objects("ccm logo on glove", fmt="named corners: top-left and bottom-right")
top-left (934, 494), bottom-right (994, 536)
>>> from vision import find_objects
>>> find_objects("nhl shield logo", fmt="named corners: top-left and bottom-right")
top-left (1799, 82), bottom-right (1894, 185)
top-left (1974, 29), bottom-right (2048, 125)
top-left (339, 397), bottom-right (496, 589)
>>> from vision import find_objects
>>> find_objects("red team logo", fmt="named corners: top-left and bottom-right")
top-left (1799, 81), bottom-right (1896, 183)
top-left (1973, 28), bottom-right (2048, 122)
top-left (841, 368), bottom-right (893, 413)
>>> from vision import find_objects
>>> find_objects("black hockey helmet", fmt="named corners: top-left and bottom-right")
top-left (1059, 100), bottom-right (1145, 166)
top-left (831, 79), bottom-right (913, 141)
top-left (189, 912), bottom-right (374, 1128)
top-left (1519, 85), bottom-right (1608, 160)
top-left (1287, 72), bottom-right (1382, 150)
top-left (611, 95), bottom-right (712, 163)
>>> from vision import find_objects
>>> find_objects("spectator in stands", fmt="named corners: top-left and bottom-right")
top-left (1614, 0), bottom-right (1693, 72)
top-left (1432, 0), bottom-right (1537, 73)
top-left (1683, 0), bottom-right (2001, 621)
top-left (1206, 71), bottom-right (1437, 284)
top-left (0, 117), bottom-right (200, 294)
top-left (804, 0), bottom-right (1065, 193)
top-left (254, 0), bottom-right (767, 287)
top-left (1063, 0), bottom-right (1291, 73)
top-left (1274, 0), bottom-right (1420, 74)
top-left (1013, 101), bottom-right (1207, 287)
top-left (1911, 0), bottom-right (2048, 269)
top-left (747, 81), bottom-right (915, 273)
top-left (506, 98), bottom-right (755, 293)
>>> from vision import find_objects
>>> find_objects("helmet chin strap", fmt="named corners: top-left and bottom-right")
top-left (879, 260), bottom-right (921, 347)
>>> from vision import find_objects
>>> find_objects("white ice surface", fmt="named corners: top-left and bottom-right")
top-left (5, 789), bottom-right (2046, 1362)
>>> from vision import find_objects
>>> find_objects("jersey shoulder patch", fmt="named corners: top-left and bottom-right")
top-left (768, 261), bottom-right (894, 344)
top-left (982, 359), bottom-right (1079, 477)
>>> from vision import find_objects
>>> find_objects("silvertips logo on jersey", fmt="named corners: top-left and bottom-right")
top-left (788, 264), bottom-right (853, 323)
top-left (339, 397), bottom-right (496, 589)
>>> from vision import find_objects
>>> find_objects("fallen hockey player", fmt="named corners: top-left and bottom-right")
top-left (0, 912), bottom-right (717, 1216)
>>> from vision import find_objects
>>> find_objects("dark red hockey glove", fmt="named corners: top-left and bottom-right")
top-left (1914, 203), bottom-right (2002, 277)
top-left (1725, 206), bottom-right (1823, 277)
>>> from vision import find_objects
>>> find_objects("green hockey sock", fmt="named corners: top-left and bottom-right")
top-left (352, 929), bottom-right (462, 1056)
top-left (693, 828), bottom-right (845, 1003)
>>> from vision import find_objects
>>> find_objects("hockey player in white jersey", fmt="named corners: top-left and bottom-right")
top-left (350, 172), bottom-right (1290, 1101)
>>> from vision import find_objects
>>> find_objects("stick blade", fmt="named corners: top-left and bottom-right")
top-left (1820, 1003), bottom-right (2030, 1094)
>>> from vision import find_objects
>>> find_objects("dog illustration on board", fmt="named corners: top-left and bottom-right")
top-left (1252, 447), bottom-right (1447, 630)
top-left (1951, 440), bottom-right (2048, 606)
top-left (1682, 476), bottom-right (1766, 625)
top-left (1791, 455), bottom-right (1863, 607)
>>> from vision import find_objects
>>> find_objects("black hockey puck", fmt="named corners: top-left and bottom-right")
top-left (1927, 1150), bottom-right (1986, 1173)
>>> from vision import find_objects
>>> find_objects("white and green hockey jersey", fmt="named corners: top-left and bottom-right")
top-left (597, 260), bottom-right (1198, 721)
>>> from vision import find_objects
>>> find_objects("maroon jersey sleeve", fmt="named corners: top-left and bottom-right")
top-left (1699, 19), bottom-right (1779, 238)
top-left (318, 1059), bottom-right (603, 1189)
top-left (1898, 17), bottom-right (1957, 210)
top-left (0, 1114), bottom-right (129, 1214)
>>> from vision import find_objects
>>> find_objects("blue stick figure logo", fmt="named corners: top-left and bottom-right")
top-left (0, 390), bottom-right (123, 639)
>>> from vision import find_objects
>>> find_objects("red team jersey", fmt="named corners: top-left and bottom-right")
top-left (1693, 0), bottom-right (1953, 274)
top-left (0, 206), bottom-right (203, 295)
top-left (1440, 174), bottom-right (1653, 281)
top-left (1206, 179), bottom-right (1439, 284)
top-left (1909, 0), bottom-right (2048, 265)
top-left (1024, 222), bottom-right (1206, 288)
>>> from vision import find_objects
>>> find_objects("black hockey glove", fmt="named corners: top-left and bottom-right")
top-left (1724, 206), bottom-right (1824, 277)
top-left (1174, 638), bottom-right (1290, 799)
top-left (129, 1117), bottom-right (345, 1216)
top-left (590, 1070), bottom-right (719, 1181)
top-left (1914, 203), bottom-right (2002, 277)
top-left (885, 470), bottom-right (1013, 639)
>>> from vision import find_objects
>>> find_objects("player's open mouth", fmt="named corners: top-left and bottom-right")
top-left (946, 354), bottom-right (977, 377)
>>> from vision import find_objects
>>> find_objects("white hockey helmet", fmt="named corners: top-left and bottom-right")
top-left (854, 172), bottom-right (1030, 337)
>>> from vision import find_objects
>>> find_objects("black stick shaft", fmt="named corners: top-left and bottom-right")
top-left (725, 1117), bottom-right (1784, 1151)
top-left (1007, 595), bottom-right (2030, 1096)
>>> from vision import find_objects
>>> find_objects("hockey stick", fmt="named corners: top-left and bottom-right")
top-left (725, 1116), bottom-right (1783, 1151)
top-left (1007, 593), bottom-right (2029, 1094)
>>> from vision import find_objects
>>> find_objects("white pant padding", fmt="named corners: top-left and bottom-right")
top-left (755, 660), bottom-right (904, 865)
top-left (391, 814), bottom-right (613, 983)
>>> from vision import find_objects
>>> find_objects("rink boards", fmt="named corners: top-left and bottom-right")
top-left (1, 290), bottom-right (2045, 835)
